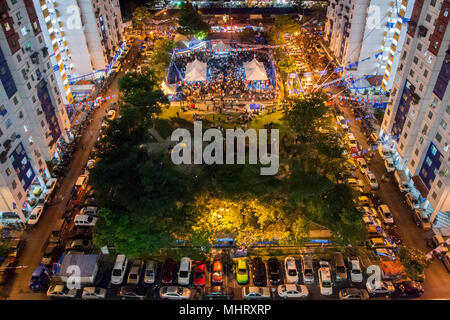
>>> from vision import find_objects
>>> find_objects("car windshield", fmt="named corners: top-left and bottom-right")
top-left (238, 268), bottom-right (246, 275)
top-left (29, 214), bottom-right (37, 219)
top-left (213, 271), bottom-right (222, 276)
top-left (352, 269), bottom-right (361, 274)
top-left (422, 217), bottom-right (429, 223)
top-left (385, 212), bottom-right (392, 218)
top-left (288, 270), bottom-right (297, 276)
top-left (336, 266), bottom-right (346, 273)
top-left (129, 274), bottom-right (137, 279)
top-left (112, 269), bottom-right (122, 276)
top-left (304, 269), bottom-right (313, 276)
top-left (322, 280), bottom-right (332, 288)
top-left (179, 271), bottom-right (188, 278)
top-left (146, 270), bottom-right (153, 276)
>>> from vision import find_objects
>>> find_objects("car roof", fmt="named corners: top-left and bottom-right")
top-left (237, 259), bottom-right (246, 268)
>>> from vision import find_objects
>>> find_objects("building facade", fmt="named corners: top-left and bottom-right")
top-left (0, 0), bottom-right (71, 226)
top-left (324, 0), bottom-right (413, 93)
top-left (380, 0), bottom-right (450, 227)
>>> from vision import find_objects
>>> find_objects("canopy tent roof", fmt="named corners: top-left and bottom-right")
top-left (161, 80), bottom-right (175, 95)
top-left (184, 59), bottom-right (207, 82)
top-left (212, 40), bottom-right (230, 52)
top-left (244, 58), bottom-right (268, 81)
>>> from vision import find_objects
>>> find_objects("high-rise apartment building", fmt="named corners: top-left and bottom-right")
top-left (0, 0), bottom-right (71, 226)
top-left (380, 0), bottom-right (449, 227)
top-left (324, 0), bottom-right (413, 92)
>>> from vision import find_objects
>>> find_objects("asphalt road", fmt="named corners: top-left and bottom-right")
top-left (336, 94), bottom-right (450, 299)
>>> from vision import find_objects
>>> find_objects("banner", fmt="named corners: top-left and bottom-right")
top-left (65, 94), bottom-right (116, 108)
top-left (174, 44), bottom-right (287, 56)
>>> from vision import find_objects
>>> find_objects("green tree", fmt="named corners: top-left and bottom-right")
top-left (177, 1), bottom-right (210, 38)
top-left (397, 245), bottom-right (430, 281)
top-left (149, 38), bottom-right (176, 81)
top-left (132, 6), bottom-right (151, 28)
top-left (267, 16), bottom-right (299, 45)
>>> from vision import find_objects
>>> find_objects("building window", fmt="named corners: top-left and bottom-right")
top-left (41, 120), bottom-right (45, 128)
top-left (437, 180), bottom-right (442, 188)
top-left (426, 157), bottom-right (432, 166)
top-left (422, 168), bottom-right (427, 178)
top-left (16, 54), bottom-right (21, 63)
top-left (17, 192), bottom-right (22, 200)
top-left (440, 120), bottom-right (447, 129)
top-left (13, 97), bottom-right (18, 105)
top-left (430, 0), bottom-right (436, 6)
top-left (5, 168), bottom-right (11, 176)
top-left (32, 96), bottom-right (36, 103)
top-left (423, 69), bottom-right (428, 78)
top-left (411, 159), bottom-right (415, 168)
top-left (5, 119), bottom-right (12, 129)
top-left (406, 37), bottom-right (410, 45)
top-left (413, 56), bottom-right (418, 64)
top-left (432, 192), bottom-right (437, 200)
top-left (425, 14), bottom-right (432, 22)
top-left (417, 43), bottom-right (422, 51)
top-left (428, 111), bottom-right (433, 119)
top-left (419, 84), bottom-right (423, 92)
top-left (407, 121), bottom-right (411, 128)
top-left (409, 69), bottom-right (415, 77)
top-left (431, 145), bottom-right (437, 156)
top-left (387, 109), bottom-right (391, 116)
top-left (419, 136), bottom-right (424, 144)
top-left (415, 148), bottom-right (419, 156)
top-left (16, 11), bottom-right (22, 20)
top-left (436, 132), bottom-right (442, 143)
top-left (12, 180), bottom-right (17, 190)
top-left (400, 143), bottom-right (404, 150)
top-left (27, 83), bottom-right (31, 90)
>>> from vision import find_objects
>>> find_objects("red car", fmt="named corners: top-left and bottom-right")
top-left (193, 261), bottom-right (206, 286)
top-left (161, 259), bottom-right (176, 285)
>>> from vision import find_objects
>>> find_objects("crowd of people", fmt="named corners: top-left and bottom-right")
top-left (167, 46), bottom-right (277, 105)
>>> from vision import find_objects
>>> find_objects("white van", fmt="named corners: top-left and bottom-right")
top-left (75, 174), bottom-right (89, 191)
top-left (111, 255), bottom-right (128, 285)
top-left (74, 214), bottom-right (97, 227)
top-left (348, 257), bottom-right (363, 283)
top-left (318, 261), bottom-right (333, 296)
top-left (178, 257), bottom-right (192, 286)
top-left (79, 206), bottom-right (99, 217)
top-left (394, 170), bottom-right (410, 192)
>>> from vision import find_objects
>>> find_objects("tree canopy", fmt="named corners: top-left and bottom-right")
top-left (177, 1), bottom-right (210, 39)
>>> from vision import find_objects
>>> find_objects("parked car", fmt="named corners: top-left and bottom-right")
top-left (65, 239), bottom-right (93, 253)
top-left (346, 133), bottom-right (358, 149)
top-left (106, 110), bottom-right (116, 121)
top-left (378, 204), bottom-right (394, 225)
top-left (277, 284), bottom-right (309, 299)
top-left (212, 260), bottom-right (224, 285)
top-left (82, 287), bottom-right (107, 299)
top-left (111, 255), bottom-right (128, 285)
top-left (0, 257), bottom-right (17, 285)
top-left (347, 178), bottom-right (365, 193)
top-left (394, 280), bottom-right (424, 297)
top-left (338, 288), bottom-right (369, 300)
top-left (178, 257), bottom-right (192, 286)
top-left (356, 158), bottom-right (369, 175)
top-left (332, 252), bottom-right (347, 282)
top-left (203, 286), bottom-right (233, 300)
top-left (284, 257), bottom-right (298, 284)
top-left (384, 158), bottom-right (395, 173)
top-left (159, 286), bottom-right (191, 300)
top-left (118, 286), bottom-right (147, 300)
top-left (193, 261), bottom-right (206, 287)
top-left (367, 237), bottom-right (396, 249)
top-left (127, 260), bottom-right (144, 285)
top-left (364, 171), bottom-right (379, 190)
top-left (301, 255), bottom-right (315, 284)
top-left (413, 209), bottom-right (432, 230)
top-left (8, 239), bottom-right (25, 258)
top-left (236, 259), bottom-right (249, 285)
top-left (267, 258), bottom-right (282, 285)
top-left (161, 259), bottom-right (176, 285)
top-left (348, 257), bottom-right (363, 283)
top-left (27, 205), bottom-right (44, 226)
top-left (73, 214), bottom-right (97, 227)
top-left (45, 178), bottom-right (59, 196)
top-left (242, 286), bottom-right (271, 300)
top-left (47, 284), bottom-right (78, 298)
top-left (366, 280), bottom-right (395, 296)
top-left (251, 257), bottom-right (267, 286)
top-left (368, 191), bottom-right (382, 207)
top-left (143, 260), bottom-right (156, 284)
top-left (359, 206), bottom-right (378, 218)
top-left (41, 243), bottom-right (59, 266)
top-left (405, 193), bottom-right (420, 210)
top-left (318, 261), bottom-right (333, 296)
top-left (29, 263), bottom-right (49, 292)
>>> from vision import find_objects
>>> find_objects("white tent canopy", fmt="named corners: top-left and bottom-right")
top-left (161, 80), bottom-right (175, 95)
top-left (244, 58), bottom-right (268, 81)
top-left (184, 59), bottom-right (207, 82)
top-left (212, 40), bottom-right (230, 52)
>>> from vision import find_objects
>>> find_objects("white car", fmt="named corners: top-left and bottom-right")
top-left (347, 178), bottom-right (365, 193)
top-left (74, 214), bottom-right (98, 227)
top-left (366, 280), bottom-right (395, 295)
top-left (44, 178), bottom-right (58, 197)
top-left (378, 144), bottom-right (393, 159)
top-left (277, 284), bottom-right (309, 299)
top-left (47, 284), bottom-right (78, 298)
top-left (242, 286), bottom-right (271, 300)
top-left (405, 192), bottom-right (420, 210)
top-left (284, 257), bottom-right (299, 284)
top-left (356, 158), bottom-right (369, 175)
top-left (362, 214), bottom-right (382, 227)
top-left (82, 287), bottom-right (107, 299)
top-left (177, 257), bottom-right (192, 286)
top-left (377, 204), bottom-right (394, 225)
top-left (27, 205), bottom-right (44, 225)
top-left (346, 133), bottom-right (358, 149)
top-left (318, 261), bottom-right (333, 296)
top-left (159, 286), bottom-right (191, 300)
top-left (364, 171), bottom-right (379, 190)
top-left (348, 257), bottom-right (363, 283)
top-left (384, 158), bottom-right (395, 173)
top-left (144, 260), bottom-right (156, 284)
top-left (127, 260), bottom-right (144, 285)
top-left (336, 116), bottom-right (349, 131)
top-left (357, 206), bottom-right (378, 218)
